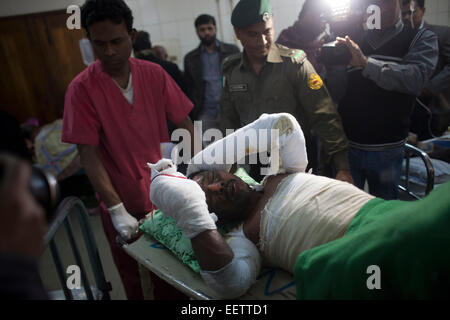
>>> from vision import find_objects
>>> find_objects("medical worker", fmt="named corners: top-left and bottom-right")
top-left (62, 0), bottom-right (196, 300)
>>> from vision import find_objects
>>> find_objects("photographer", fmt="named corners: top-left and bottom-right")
top-left (0, 153), bottom-right (48, 299)
top-left (277, 0), bottom-right (329, 74)
top-left (327, 0), bottom-right (438, 200)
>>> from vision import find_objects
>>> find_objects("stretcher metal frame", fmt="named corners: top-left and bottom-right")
top-left (118, 233), bottom-right (297, 300)
top-left (43, 197), bottom-right (112, 300)
top-left (399, 143), bottom-right (435, 199)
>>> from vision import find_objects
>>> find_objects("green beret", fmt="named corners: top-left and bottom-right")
top-left (231, 0), bottom-right (273, 28)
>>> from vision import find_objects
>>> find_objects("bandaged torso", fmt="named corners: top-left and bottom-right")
top-left (187, 113), bottom-right (375, 297)
top-left (259, 173), bottom-right (374, 273)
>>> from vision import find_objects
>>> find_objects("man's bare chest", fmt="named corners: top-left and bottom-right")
top-left (243, 173), bottom-right (290, 245)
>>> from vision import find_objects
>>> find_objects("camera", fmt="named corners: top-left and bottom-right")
top-left (29, 166), bottom-right (61, 223)
top-left (0, 156), bottom-right (61, 223)
top-left (318, 41), bottom-right (351, 66)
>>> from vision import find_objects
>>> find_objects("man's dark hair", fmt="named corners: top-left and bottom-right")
top-left (299, 0), bottom-right (328, 19)
top-left (402, 0), bottom-right (425, 9)
top-left (415, 0), bottom-right (425, 9)
top-left (81, 0), bottom-right (134, 36)
top-left (194, 14), bottom-right (216, 28)
top-left (133, 30), bottom-right (152, 52)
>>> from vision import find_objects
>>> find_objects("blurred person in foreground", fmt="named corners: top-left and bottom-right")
top-left (0, 153), bottom-right (48, 299)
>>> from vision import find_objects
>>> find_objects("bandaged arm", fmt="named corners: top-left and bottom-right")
top-left (187, 113), bottom-right (308, 176)
top-left (196, 228), bottom-right (262, 299)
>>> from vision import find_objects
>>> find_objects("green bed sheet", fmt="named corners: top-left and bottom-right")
top-left (294, 182), bottom-right (450, 299)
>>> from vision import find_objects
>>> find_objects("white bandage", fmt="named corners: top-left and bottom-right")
top-left (107, 202), bottom-right (139, 240)
top-left (148, 160), bottom-right (217, 239)
top-left (200, 227), bottom-right (262, 299)
top-left (187, 113), bottom-right (308, 177)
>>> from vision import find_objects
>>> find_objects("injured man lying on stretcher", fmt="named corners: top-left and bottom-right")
top-left (149, 113), bottom-right (450, 299)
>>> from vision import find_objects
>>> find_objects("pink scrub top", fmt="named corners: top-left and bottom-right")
top-left (62, 58), bottom-right (193, 216)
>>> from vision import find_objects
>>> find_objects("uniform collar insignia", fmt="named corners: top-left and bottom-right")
top-left (267, 44), bottom-right (283, 64)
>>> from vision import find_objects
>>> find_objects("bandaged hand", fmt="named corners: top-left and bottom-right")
top-left (108, 202), bottom-right (139, 240)
top-left (149, 160), bottom-right (217, 239)
top-left (187, 113), bottom-right (308, 177)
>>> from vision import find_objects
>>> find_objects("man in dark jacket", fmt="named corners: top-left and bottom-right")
top-left (133, 30), bottom-right (186, 93)
top-left (133, 30), bottom-right (187, 136)
top-left (184, 14), bottom-right (239, 132)
top-left (277, 0), bottom-right (329, 74)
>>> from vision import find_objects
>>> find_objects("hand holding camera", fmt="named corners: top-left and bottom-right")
top-left (318, 35), bottom-right (368, 68)
top-left (335, 36), bottom-right (368, 68)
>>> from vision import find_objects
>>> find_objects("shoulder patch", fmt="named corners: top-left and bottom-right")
top-left (308, 73), bottom-right (323, 90)
top-left (291, 50), bottom-right (307, 64)
top-left (277, 45), bottom-right (307, 64)
top-left (222, 53), bottom-right (242, 72)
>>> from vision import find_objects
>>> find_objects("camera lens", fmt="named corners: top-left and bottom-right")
top-left (29, 167), bottom-right (61, 222)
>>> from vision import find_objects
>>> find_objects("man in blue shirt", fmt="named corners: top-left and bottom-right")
top-left (184, 14), bottom-right (239, 137)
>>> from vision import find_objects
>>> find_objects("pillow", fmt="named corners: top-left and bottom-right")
top-left (34, 119), bottom-right (78, 177)
top-left (139, 167), bottom-right (259, 273)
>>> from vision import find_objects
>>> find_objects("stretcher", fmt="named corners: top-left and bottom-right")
top-left (118, 233), bottom-right (296, 300)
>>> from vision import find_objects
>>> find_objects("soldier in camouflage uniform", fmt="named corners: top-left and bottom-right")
top-left (219, 0), bottom-right (353, 183)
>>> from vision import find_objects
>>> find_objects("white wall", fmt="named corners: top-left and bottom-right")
top-left (0, 0), bottom-right (85, 17)
top-left (127, 0), bottom-right (305, 69)
top-left (423, 0), bottom-right (450, 26)
top-left (1, 0), bottom-right (449, 69)
top-left (0, 0), bottom-right (305, 69)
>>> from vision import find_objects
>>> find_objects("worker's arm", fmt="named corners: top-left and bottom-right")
top-left (78, 144), bottom-right (138, 240)
top-left (78, 144), bottom-right (120, 207)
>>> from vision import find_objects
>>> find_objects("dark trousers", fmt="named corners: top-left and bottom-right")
top-left (349, 146), bottom-right (405, 200)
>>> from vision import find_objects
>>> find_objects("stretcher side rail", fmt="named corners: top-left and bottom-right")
top-left (43, 196), bottom-right (112, 300)
top-left (399, 143), bottom-right (435, 200)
